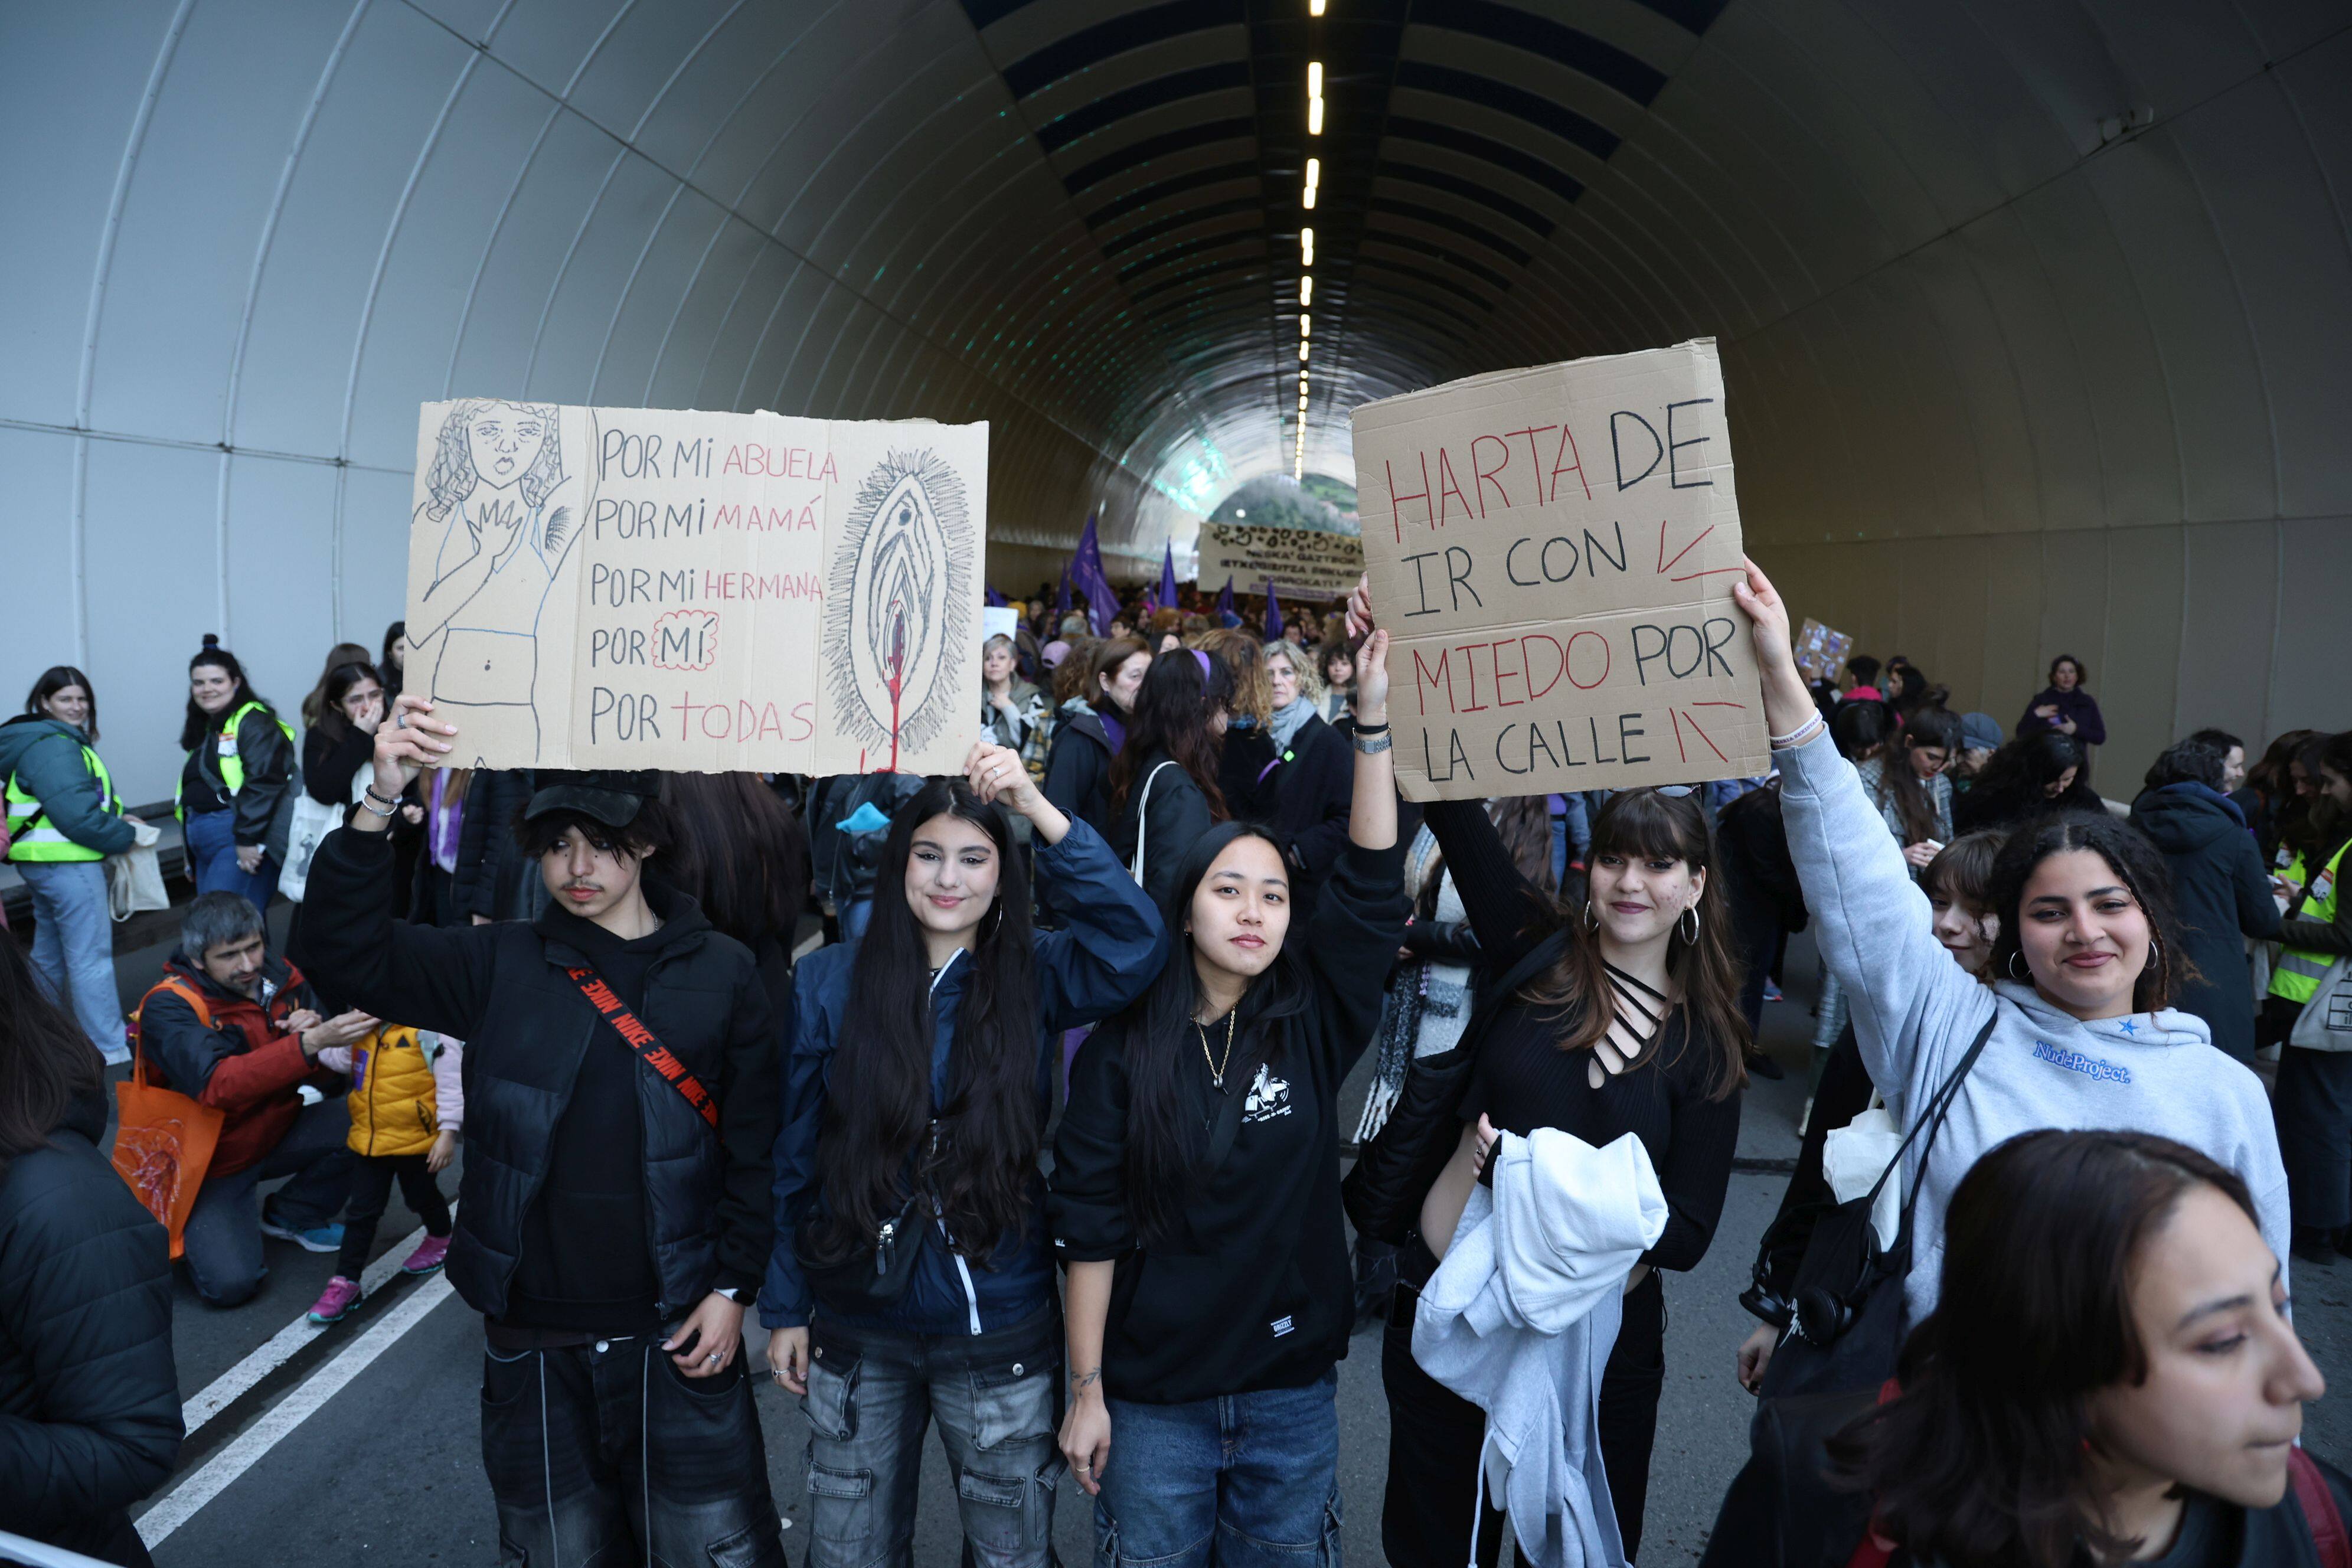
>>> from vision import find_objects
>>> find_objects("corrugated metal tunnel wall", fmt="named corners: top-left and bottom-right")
top-left (3, 0), bottom-right (2348, 802)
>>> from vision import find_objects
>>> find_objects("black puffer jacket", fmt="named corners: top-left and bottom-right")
top-left (301, 824), bottom-right (782, 1321)
top-left (0, 1089), bottom-right (182, 1559)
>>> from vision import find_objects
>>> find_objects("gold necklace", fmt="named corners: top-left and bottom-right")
top-left (1197, 1009), bottom-right (1238, 1090)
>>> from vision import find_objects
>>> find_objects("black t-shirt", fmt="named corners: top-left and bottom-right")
top-left (499, 909), bottom-right (672, 1334)
top-left (1426, 798), bottom-right (1743, 1273)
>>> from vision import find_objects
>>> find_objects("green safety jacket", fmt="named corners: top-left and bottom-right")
top-left (176, 700), bottom-right (295, 812)
top-left (2271, 839), bottom-right (2347, 1006)
top-left (0, 715), bottom-right (132, 864)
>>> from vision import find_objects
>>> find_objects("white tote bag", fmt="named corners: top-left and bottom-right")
top-left (1128, 762), bottom-right (1178, 886)
top-left (107, 820), bottom-right (170, 922)
top-left (277, 769), bottom-right (370, 903)
top-left (2289, 958), bottom-right (2352, 1053)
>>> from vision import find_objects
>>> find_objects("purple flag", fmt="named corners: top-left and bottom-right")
top-left (1263, 577), bottom-right (1284, 643)
top-left (1056, 563), bottom-right (1072, 625)
top-left (1215, 575), bottom-right (1235, 616)
top-left (1158, 543), bottom-right (1178, 612)
top-left (984, 584), bottom-right (1007, 607)
top-left (1072, 512), bottom-right (1117, 637)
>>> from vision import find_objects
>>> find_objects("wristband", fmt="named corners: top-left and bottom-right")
top-left (1769, 713), bottom-right (1826, 750)
top-left (357, 792), bottom-right (396, 818)
top-left (1352, 721), bottom-right (1390, 736)
top-left (364, 784), bottom-right (400, 808)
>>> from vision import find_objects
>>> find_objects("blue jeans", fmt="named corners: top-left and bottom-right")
top-left (184, 806), bottom-right (276, 910)
top-left (800, 1306), bottom-right (1063, 1568)
top-left (19, 858), bottom-right (126, 1060)
top-left (1095, 1373), bottom-right (1342, 1567)
top-left (181, 1098), bottom-right (355, 1306)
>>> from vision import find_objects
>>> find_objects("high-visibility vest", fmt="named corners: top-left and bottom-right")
top-left (176, 700), bottom-right (294, 818)
top-left (2272, 839), bottom-right (2347, 1006)
top-left (4, 741), bottom-right (117, 863)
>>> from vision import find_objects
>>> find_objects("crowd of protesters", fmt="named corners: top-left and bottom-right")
top-left (4, 563), bottom-right (2349, 1568)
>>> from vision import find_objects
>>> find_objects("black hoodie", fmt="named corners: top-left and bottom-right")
top-left (1050, 839), bottom-right (1407, 1403)
top-left (2129, 785), bottom-right (2279, 1062)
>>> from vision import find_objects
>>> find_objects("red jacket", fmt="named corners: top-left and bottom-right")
top-left (132, 953), bottom-right (331, 1179)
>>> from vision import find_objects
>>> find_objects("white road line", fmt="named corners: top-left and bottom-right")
top-left (138, 1273), bottom-right (455, 1547)
top-left (178, 1221), bottom-right (432, 1436)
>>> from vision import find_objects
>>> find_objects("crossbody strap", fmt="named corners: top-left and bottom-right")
top-left (1870, 1011), bottom-right (2000, 1247)
top-left (566, 966), bottom-right (720, 1129)
top-left (1130, 760), bottom-right (1177, 884)
top-left (2294, 1447), bottom-right (2352, 1568)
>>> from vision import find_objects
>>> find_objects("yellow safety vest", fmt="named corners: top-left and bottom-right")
top-left (2272, 840), bottom-right (2347, 1006)
top-left (344, 1025), bottom-right (442, 1159)
top-left (4, 742), bottom-right (117, 863)
top-left (176, 700), bottom-right (294, 818)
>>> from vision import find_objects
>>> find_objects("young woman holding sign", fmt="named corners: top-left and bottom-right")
top-left (1049, 625), bottom-right (1407, 1566)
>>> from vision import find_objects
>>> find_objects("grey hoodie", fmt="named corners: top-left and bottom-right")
top-left (1778, 730), bottom-right (2290, 1325)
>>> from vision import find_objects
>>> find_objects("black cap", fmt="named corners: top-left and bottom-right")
top-left (524, 769), bottom-right (660, 828)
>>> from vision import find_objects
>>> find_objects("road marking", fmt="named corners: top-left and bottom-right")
top-left (179, 1221), bottom-right (433, 1436)
top-left (138, 1273), bottom-right (455, 1546)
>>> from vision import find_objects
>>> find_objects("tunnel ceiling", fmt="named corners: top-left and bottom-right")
top-left (9, 0), bottom-right (2351, 587)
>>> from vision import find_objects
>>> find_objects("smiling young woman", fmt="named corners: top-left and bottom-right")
top-left (1729, 556), bottom-right (2291, 1344)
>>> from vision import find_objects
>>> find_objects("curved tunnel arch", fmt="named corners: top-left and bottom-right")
top-left (1, 0), bottom-right (2348, 799)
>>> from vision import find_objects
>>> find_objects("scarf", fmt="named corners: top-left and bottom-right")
top-left (1269, 694), bottom-right (1316, 753)
top-left (1100, 708), bottom-right (1126, 754)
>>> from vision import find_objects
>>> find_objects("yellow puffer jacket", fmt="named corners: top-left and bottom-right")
top-left (345, 1026), bottom-right (440, 1159)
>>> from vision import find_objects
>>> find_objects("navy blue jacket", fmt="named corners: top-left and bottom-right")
top-left (762, 816), bottom-right (1164, 1334)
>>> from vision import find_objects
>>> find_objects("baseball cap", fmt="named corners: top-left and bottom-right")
top-left (1958, 712), bottom-right (2003, 752)
top-left (524, 769), bottom-right (660, 828)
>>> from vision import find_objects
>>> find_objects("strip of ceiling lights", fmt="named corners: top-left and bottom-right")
top-left (1295, 4), bottom-right (1324, 481)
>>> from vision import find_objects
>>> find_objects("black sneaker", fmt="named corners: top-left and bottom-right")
top-left (1744, 1050), bottom-right (1785, 1082)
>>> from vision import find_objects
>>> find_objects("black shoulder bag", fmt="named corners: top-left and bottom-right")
top-left (1696, 1012), bottom-right (1997, 1568)
top-left (795, 1123), bottom-right (937, 1316)
top-left (1341, 929), bottom-right (1571, 1246)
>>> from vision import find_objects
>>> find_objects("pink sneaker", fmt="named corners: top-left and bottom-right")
top-left (306, 1275), bottom-right (362, 1325)
top-left (401, 1233), bottom-right (450, 1276)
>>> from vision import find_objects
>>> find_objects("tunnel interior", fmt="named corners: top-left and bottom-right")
top-left (5, 0), bottom-right (2350, 798)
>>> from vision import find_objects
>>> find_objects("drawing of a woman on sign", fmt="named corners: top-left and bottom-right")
top-left (409, 400), bottom-right (582, 756)
top-left (823, 449), bottom-right (972, 772)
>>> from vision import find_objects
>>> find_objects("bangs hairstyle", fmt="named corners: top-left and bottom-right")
top-left (1265, 639), bottom-right (1323, 706)
top-left (514, 799), bottom-right (675, 863)
top-left (24, 665), bottom-right (100, 742)
top-left (309, 661), bottom-right (383, 743)
top-left (810, 779), bottom-right (1042, 1266)
top-left (1987, 811), bottom-right (2192, 1012)
top-left (1836, 1130), bottom-right (2256, 1568)
top-left (1919, 829), bottom-right (2007, 914)
top-left (1524, 788), bottom-right (1749, 1099)
top-left (1106, 821), bottom-right (1312, 1246)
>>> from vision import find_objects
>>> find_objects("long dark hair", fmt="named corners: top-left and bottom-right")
top-left (1987, 811), bottom-right (2190, 1011)
top-left (299, 642), bottom-right (374, 728)
top-left (180, 636), bottom-right (268, 752)
top-left (1830, 698), bottom-right (1893, 762)
top-left (1110, 648), bottom-right (1231, 818)
top-left (24, 665), bottom-right (100, 743)
top-left (1966, 731), bottom-right (2095, 826)
top-left (1111, 821), bottom-right (1313, 1246)
top-left (308, 661), bottom-right (382, 745)
top-left (380, 619), bottom-right (407, 702)
top-left (811, 779), bottom-right (1041, 1264)
top-left (1524, 789), bottom-right (1749, 1099)
top-left (1871, 708), bottom-right (1961, 845)
top-left (658, 772), bottom-right (809, 951)
top-left (0, 935), bottom-right (103, 1179)
top-left (1837, 1129), bottom-right (2257, 1568)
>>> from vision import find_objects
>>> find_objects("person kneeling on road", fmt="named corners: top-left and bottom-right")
top-left (133, 891), bottom-right (372, 1306)
top-left (301, 693), bottom-right (788, 1568)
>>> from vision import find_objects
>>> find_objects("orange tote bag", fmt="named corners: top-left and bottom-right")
top-left (115, 980), bottom-right (225, 1259)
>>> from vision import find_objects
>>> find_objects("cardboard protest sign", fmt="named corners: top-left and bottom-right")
top-left (1351, 338), bottom-right (1766, 801)
top-left (406, 400), bottom-right (986, 776)
top-left (1196, 521), bottom-right (1363, 601)
top-left (1793, 618), bottom-right (1854, 683)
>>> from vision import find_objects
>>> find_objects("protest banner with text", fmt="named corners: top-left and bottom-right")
top-left (406, 399), bottom-right (986, 776)
top-left (1196, 521), bottom-right (1364, 602)
top-left (1351, 339), bottom-right (1766, 801)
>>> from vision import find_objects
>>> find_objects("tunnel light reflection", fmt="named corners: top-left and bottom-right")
top-left (1308, 96), bottom-right (1324, 135)
top-left (1299, 314), bottom-right (1310, 337)
top-left (1301, 227), bottom-right (1314, 264)
top-left (1300, 276), bottom-right (1312, 305)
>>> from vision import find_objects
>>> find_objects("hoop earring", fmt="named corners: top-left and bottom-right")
top-left (2144, 939), bottom-right (2160, 973)
top-left (1582, 900), bottom-right (1599, 932)
top-left (1679, 905), bottom-right (1699, 944)
top-left (2008, 950), bottom-right (2030, 982)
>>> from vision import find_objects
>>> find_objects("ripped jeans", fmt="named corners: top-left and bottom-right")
top-left (1093, 1372), bottom-right (1342, 1567)
top-left (801, 1304), bottom-right (1063, 1568)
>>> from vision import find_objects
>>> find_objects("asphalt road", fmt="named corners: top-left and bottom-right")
top-left (106, 926), bottom-right (2350, 1567)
